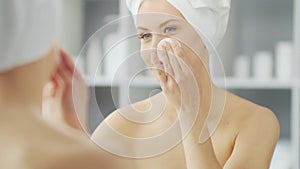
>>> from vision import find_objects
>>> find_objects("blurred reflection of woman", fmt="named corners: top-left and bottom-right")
top-left (0, 0), bottom-right (128, 168)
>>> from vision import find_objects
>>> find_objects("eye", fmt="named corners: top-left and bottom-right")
top-left (139, 33), bottom-right (152, 41)
top-left (164, 26), bottom-right (176, 34)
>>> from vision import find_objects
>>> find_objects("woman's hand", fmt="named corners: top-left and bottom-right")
top-left (42, 49), bottom-right (89, 132)
top-left (151, 38), bottom-right (208, 135)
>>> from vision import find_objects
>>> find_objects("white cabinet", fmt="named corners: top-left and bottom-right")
top-left (64, 0), bottom-right (300, 168)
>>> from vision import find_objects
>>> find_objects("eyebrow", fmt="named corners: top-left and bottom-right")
top-left (137, 19), bottom-right (180, 31)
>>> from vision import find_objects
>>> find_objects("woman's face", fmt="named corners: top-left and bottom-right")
top-left (137, 0), bottom-right (208, 66)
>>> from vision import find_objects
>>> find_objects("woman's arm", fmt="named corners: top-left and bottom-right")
top-left (223, 108), bottom-right (280, 169)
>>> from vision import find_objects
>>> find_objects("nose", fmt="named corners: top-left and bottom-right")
top-left (140, 33), bottom-right (166, 66)
top-left (150, 33), bottom-right (167, 49)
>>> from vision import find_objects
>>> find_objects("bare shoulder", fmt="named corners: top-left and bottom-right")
top-left (5, 120), bottom-right (122, 169)
top-left (241, 104), bottom-right (280, 145)
top-left (221, 92), bottom-right (280, 168)
top-left (51, 142), bottom-right (124, 169)
top-left (92, 92), bottom-right (163, 138)
top-left (247, 105), bottom-right (280, 132)
top-left (108, 92), bottom-right (162, 121)
top-left (226, 91), bottom-right (280, 135)
top-left (42, 124), bottom-right (120, 169)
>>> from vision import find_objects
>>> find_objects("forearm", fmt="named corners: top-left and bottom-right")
top-left (182, 134), bottom-right (222, 169)
top-left (181, 121), bottom-right (222, 169)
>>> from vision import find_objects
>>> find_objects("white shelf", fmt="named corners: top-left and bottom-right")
top-left (128, 76), bottom-right (160, 87)
top-left (215, 78), bottom-right (295, 89)
top-left (87, 76), bottom-right (119, 87)
top-left (87, 75), bottom-right (159, 87)
top-left (88, 75), bottom-right (295, 89)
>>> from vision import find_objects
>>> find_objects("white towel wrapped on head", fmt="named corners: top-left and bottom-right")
top-left (0, 0), bottom-right (62, 72)
top-left (126, 0), bottom-right (231, 47)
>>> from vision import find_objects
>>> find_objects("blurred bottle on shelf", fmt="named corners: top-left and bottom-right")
top-left (253, 51), bottom-right (273, 80)
top-left (275, 41), bottom-right (293, 80)
top-left (233, 55), bottom-right (250, 79)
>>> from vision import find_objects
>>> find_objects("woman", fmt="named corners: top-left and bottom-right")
top-left (0, 1), bottom-right (127, 168)
top-left (91, 0), bottom-right (280, 168)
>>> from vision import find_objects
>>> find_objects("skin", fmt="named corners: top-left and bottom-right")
top-left (0, 46), bottom-right (129, 169)
top-left (91, 0), bottom-right (280, 169)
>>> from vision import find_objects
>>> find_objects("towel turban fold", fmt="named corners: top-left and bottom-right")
top-left (0, 0), bottom-right (62, 72)
top-left (126, 0), bottom-right (231, 47)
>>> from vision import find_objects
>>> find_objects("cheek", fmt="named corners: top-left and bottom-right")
top-left (175, 30), bottom-right (196, 46)
top-left (140, 49), bottom-right (152, 67)
top-left (140, 42), bottom-right (156, 66)
top-left (177, 30), bottom-right (206, 55)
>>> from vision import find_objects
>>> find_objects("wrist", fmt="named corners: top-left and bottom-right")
top-left (178, 110), bottom-right (207, 139)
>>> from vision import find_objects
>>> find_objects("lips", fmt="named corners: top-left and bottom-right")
top-left (160, 61), bottom-right (165, 70)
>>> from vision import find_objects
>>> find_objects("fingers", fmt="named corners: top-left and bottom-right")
top-left (157, 41), bottom-right (174, 80)
top-left (43, 81), bottom-right (56, 98)
top-left (151, 52), bottom-right (167, 90)
top-left (150, 52), bottom-right (164, 77)
top-left (56, 65), bottom-right (72, 88)
top-left (165, 41), bottom-right (182, 77)
top-left (55, 48), bottom-right (86, 84)
top-left (153, 38), bottom-right (194, 93)
top-left (59, 49), bottom-right (75, 73)
top-left (48, 71), bottom-right (65, 97)
top-left (59, 49), bottom-right (76, 80)
top-left (46, 49), bottom-right (76, 97)
top-left (158, 38), bottom-right (187, 78)
top-left (59, 48), bottom-right (84, 80)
